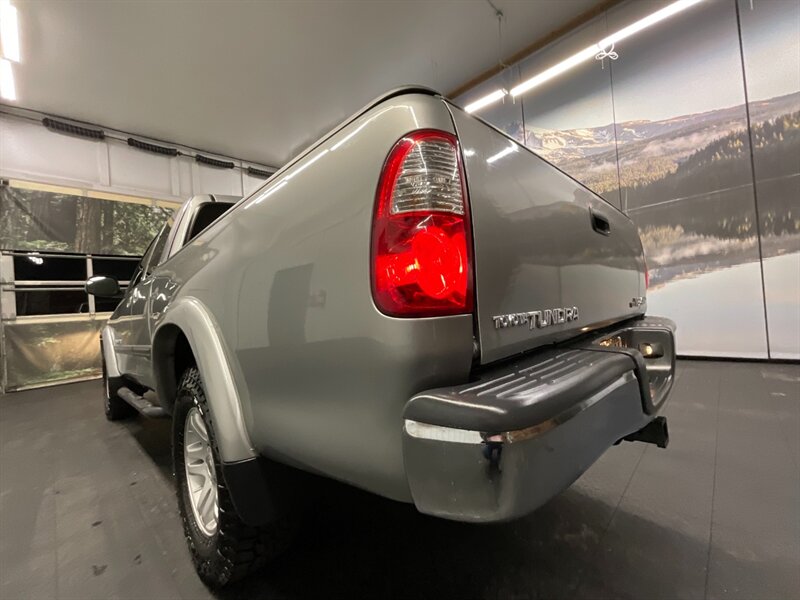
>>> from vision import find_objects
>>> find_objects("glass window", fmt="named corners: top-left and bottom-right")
top-left (128, 234), bottom-right (158, 288)
top-left (94, 295), bottom-right (124, 313)
top-left (13, 253), bottom-right (86, 281)
top-left (14, 289), bottom-right (90, 316)
top-left (186, 202), bottom-right (232, 243)
top-left (92, 257), bottom-right (139, 282)
top-left (145, 222), bottom-right (172, 276)
top-left (161, 200), bottom-right (191, 261)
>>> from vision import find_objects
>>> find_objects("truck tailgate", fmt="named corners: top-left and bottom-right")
top-left (446, 103), bottom-right (646, 364)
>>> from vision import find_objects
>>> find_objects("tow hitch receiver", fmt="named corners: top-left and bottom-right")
top-left (622, 416), bottom-right (669, 449)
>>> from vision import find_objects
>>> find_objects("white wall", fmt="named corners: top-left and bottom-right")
top-left (0, 111), bottom-right (275, 203)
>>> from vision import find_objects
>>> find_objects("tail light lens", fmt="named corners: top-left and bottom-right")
top-left (371, 130), bottom-right (473, 317)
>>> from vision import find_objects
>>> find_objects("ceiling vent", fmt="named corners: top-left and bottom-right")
top-left (196, 154), bottom-right (234, 169)
top-left (42, 117), bottom-right (104, 140)
top-left (127, 137), bottom-right (179, 156)
top-left (246, 166), bottom-right (274, 179)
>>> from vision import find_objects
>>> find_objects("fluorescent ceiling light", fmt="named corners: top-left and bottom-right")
top-left (465, 89), bottom-right (507, 114)
top-left (599, 0), bottom-right (705, 48)
top-left (0, 1), bottom-right (19, 63)
top-left (0, 58), bottom-right (15, 100)
top-left (511, 0), bottom-right (704, 98)
top-left (468, 0), bottom-right (702, 101)
top-left (510, 45), bottom-right (599, 98)
top-left (486, 144), bottom-right (516, 164)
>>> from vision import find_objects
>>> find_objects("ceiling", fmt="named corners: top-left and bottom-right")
top-left (8, 0), bottom-right (598, 167)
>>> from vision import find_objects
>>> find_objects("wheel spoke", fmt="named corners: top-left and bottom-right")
top-left (191, 411), bottom-right (208, 442)
top-left (198, 482), bottom-right (213, 514)
top-left (186, 458), bottom-right (207, 478)
top-left (185, 440), bottom-right (205, 458)
top-left (206, 492), bottom-right (219, 526)
top-left (183, 406), bottom-right (219, 536)
top-left (203, 495), bottom-right (217, 524)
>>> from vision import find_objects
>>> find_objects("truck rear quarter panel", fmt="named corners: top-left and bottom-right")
top-left (151, 94), bottom-right (474, 502)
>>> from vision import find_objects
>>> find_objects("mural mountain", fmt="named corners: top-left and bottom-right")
top-left (525, 91), bottom-right (800, 198)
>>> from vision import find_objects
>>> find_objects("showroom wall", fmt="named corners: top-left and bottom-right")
top-left (0, 109), bottom-right (276, 390)
top-left (457, 0), bottom-right (799, 359)
top-left (0, 110), bottom-right (274, 202)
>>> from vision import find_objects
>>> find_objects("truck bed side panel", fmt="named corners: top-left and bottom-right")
top-left (151, 94), bottom-right (474, 502)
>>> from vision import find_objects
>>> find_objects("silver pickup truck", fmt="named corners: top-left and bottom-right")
top-left (86, 87), bottom-right (676, 587)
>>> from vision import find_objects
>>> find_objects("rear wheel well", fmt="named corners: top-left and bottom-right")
top-left (152, 324), bottom-right (197, 414)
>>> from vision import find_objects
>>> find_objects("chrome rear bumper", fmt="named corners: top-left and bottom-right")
top-left (402, 316), bottom-right (676, 522)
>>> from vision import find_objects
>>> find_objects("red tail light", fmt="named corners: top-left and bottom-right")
top-left (371, 130), bottom-right (473, 317)
top-left (644, 256), bottom-right (650, 289)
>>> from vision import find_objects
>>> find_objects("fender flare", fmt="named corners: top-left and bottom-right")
top-left (153, 297), bottom-right (256, 463)
top-left (100, 325), bottom-right (122, 379)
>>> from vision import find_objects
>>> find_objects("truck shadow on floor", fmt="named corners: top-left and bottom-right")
top-left (123, 415), bottom-right (780, 600)
top-left (221, 482), bottom-right (683, 600)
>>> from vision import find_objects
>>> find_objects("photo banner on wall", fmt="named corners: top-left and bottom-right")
top-left (3, 319), bottom-right (106, 390)
top-left (0, 181), bottom-right (173, 255)
top-left (456, 0), bottom-right (799, 359)
top-left (739, 0), bottom-right (800, 359)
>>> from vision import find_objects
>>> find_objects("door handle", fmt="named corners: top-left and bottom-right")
top-left (590, 210), bottom-right (611, 236)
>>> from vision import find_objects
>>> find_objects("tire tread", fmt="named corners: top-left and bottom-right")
top-left (174, 367), bottom-right (289, 587)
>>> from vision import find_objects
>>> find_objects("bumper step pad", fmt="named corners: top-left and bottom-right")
top-left (402, 316), bottom-right (676, 522)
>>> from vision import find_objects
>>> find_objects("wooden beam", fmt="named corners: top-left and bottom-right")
top-left (448, 0), bottom-right (626, 100)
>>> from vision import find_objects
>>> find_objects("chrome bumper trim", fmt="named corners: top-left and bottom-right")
top-left (404, 371), bottom-right (635, 445)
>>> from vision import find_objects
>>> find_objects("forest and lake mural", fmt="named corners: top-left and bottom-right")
top-left (458, 0), bottom-right (799, 358)
top-left (526, 92), bottom-right (800, 290)
top-left (0, 183), bottom-right (172, 255)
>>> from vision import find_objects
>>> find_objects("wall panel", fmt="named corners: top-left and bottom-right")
top-left (739, 0), bottom-right (800, 359)
top-left (454, 0), bottom-right (798, 358)
top-left (0, 117), bottom-right (105, 186)
top-left (608, 0), bottom-right (768, 357)
top-left (192, 159), bottom-right (244, 197)
top-left (517, 17), bottom-right (621, 208)
top-left (107, 142), bottom-right (175, 198)
top-left (0, 109), bottom-right (278, 392)
top-left (457, 65), bottom-right (525, 143)
top-left (0, 112), bottom-right (275, 204)
top-left (242, 166), bottom-right (274, 196)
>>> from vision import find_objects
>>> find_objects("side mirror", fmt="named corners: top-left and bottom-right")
top-left (85, 275), bottom-right (120, 297)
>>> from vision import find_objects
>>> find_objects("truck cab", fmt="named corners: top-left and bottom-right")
top-left (89, 194), bottom-right (238, 398)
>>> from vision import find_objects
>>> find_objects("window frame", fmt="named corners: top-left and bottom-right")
top-left (144, 221), bottom-right (173, 277)
top-left (128, 233), bottom-right (159, 288)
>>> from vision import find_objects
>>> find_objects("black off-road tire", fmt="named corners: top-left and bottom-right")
top-left (173, 367), bottom-right (291, 588)
top-left (102, 349), bottom-right (136, 421)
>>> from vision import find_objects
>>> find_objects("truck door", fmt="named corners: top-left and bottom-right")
top-left (126, 222), bottom-right (172, 388)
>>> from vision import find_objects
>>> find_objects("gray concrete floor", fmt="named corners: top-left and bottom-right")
top-left (1, 360), bottom-right (798, 600)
